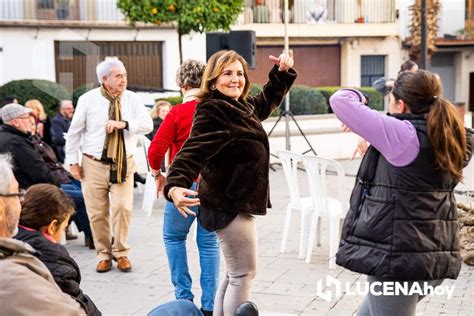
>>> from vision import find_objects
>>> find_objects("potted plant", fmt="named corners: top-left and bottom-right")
top-left (57, 0), bottom-right (70, 20)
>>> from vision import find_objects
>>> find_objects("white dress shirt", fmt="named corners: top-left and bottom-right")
top-left (65, 88), bottom-right (153, 165)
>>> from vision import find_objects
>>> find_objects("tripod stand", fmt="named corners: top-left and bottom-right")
top-left (267, 107), bottom-right (317, 171)
top-left (268, 0), bottom-right (316, 170)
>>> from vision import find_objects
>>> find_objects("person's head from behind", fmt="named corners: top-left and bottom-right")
top-left (199, 50), bottom-right (251, 101)
top-left (399, 60), bottom-right (418, 74)
top-left (1, 96), bottom-right (18, 106)
top-left (96, 58), bottom-right (127, 96)
top-left (176, 59), bottom-right (206, 95)
top-left (390, 70), bottom-right (466, 181)
top-left (0, 154), bottom-right (22, 238)
top-left (151, 100), bottom-right (171, 120)
top-left (20, 184), bottom-right (74, 243)
top-left (25, 99), bottom-right (47, 121)
top-left (59, 100), bottom-right (74, 119)
top-left (1, 103), bottom-right (33, 134)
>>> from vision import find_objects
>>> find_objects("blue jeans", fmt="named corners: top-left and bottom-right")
top-left (163, 183), bottom-right (220, 311)
top-left (60, 179), bottom-right (92, 239)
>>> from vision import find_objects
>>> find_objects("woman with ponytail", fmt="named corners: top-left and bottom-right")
top-left (330, 70), bottom-right (472, 316)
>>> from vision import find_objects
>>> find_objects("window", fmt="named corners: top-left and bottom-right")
top-left (361, 55), bottom-right (385, 87)
top-left (38, 0), bottom-right (54, 9)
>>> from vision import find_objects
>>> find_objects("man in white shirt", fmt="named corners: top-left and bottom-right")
top-left (65, 58), bottom-right (152, 273)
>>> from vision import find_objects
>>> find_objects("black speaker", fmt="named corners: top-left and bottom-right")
top-left (205, 30), bottom-right (256, 69)
top-left (206, 32), bottom-right (229, 61)
top-left (229, 31), bottom-right (256, 69)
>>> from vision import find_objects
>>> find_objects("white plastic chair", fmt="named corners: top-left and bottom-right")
top-left (278, 150), bottom-right (315, 259)
top-left (139, 135), bottom-right (157, 216)
top-left (301, 156), bottom-right (348, 269)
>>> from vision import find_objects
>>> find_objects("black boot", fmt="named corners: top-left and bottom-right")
top-left (234, 301), bottom-right (258, 316)
top-left (84, 236), bottom-right (95, 249)
top-left (134, 172), bottom-right (146, 184)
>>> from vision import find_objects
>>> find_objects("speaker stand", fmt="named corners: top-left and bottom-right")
top-left (267, 110), bottom-right (317, 171)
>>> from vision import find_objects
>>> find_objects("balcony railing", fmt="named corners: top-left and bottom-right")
top-left (1, 0), bottom-right (396, 26)
top-left (0, 0), bottom-right (124, 22)
top-left (240, 0), bottom-right (396, 24)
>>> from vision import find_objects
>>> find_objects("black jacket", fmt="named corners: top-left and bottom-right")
top-left (336, 114), bottom-right (473, 281)
top-left (15, 227), bottom-right (101, 316)
top-left (51, 113), bottom-right (71, 163)
top-left (164, 65), bottom-right (297, 231)
top-left (0, 125), bottom-right (58, 189)
top-left (146, 117), bottom-right (163, 141)
top-left (30, 134), bottom-right (72, 184)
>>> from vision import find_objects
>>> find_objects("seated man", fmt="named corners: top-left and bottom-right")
top-left (29, 116), bottom-right (94, 249)
top-left (51, 100), bottom-right (74, 163)
top-left (0, 103), bottom-right (57, 189)
top-left (0, 153), bottom-right (85, 315)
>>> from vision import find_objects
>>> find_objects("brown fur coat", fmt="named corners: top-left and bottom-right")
top-left (164, 65), bottom-right (297, 230)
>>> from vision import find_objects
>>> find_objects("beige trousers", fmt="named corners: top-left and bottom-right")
top-left (81, 155), bottom-right (135, 261)
top-left (214, 213), bottom-right (258, 316)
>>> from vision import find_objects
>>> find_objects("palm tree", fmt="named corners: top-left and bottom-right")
top-left (408, 0), bottom-right (441, 62)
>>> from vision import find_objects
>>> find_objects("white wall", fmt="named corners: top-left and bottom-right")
top-left (398, 0), bottom-right (414, 40)
top-left (341, 37), bottom-right (402, 87)
top-left (398, 0), bottom-right (465, 39)
top-left (438, 0), bottom-right (465, 36)
top-left (455, 48), bottom-right (474, 104)
top-left (0, 27), bottom-right (206, 91)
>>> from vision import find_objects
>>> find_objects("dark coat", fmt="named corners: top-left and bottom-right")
top-left (164, 65), bottom-right (297, 231)
top-left (15, 227), bottom-right (101, 315)
top-left (51, 113), bottom-right (71, 163)
top-left (30, 134), bottom-right (72, 184)
top-left (146, 117), bottom-right (163, 141)
top-left (0, 125), bottom-right (58, 189)
top-left (41, 116), bottom-right (53, 147)
top-left (336, 114), bottom-right (473, 281)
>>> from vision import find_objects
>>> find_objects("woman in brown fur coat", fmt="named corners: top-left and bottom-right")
top-left (164, 50), bottom-right (296, 315)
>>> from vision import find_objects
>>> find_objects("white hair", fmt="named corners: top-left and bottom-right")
top-left (96, 58), bottom-right (125, 84)
top-left (59, 100), bottom-right (73, 109)
top-left (0, 154), bottom-right (15, 194)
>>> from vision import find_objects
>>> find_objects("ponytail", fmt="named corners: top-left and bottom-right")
top-left (426, 98), bottom-right (466, 181)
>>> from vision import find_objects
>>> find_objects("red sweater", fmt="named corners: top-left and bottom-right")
top-left (148, 99), bottom-right (197, 171)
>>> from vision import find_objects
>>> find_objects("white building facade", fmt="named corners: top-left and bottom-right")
top-left (0, 0), bottom-right (472, 107)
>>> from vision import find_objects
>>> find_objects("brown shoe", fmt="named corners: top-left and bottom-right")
top-left (115, 256), bottom-right (132, 272)
top-left (65, 225), bottom-right (78, 240)
top-left (96, 260), bottom-right (112, 273)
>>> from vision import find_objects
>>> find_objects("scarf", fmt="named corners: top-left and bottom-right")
top-left (100, 85), bottom-right (127, 184)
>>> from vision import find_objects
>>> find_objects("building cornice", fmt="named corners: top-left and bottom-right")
top-left (0, 19), bottom-right (175, 30)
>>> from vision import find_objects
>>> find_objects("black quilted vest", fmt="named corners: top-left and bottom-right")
top-left (336, 113), bottom-right (465, 280)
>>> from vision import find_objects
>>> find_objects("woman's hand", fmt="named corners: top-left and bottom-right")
top-left (269, 53), bottom-right (294, 72)
top-left (168, 186), bottom-right (200, 218)
top-left (341, 124), bottom-right (352, 133)
top-left (36, 122), bottom-right (44, 137)
top-left (154, 172), bottom-right (166, 196)
top-left (351, 137), bottom-right (369, 159)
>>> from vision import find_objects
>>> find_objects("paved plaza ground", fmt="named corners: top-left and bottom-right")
top-left (67, 159), bottom-right (474, 316)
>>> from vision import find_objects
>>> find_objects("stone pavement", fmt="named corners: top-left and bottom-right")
top-left (67, 159), bottom-right (474, 316)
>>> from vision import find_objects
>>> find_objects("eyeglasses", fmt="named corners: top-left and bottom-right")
top-left (0, 189), bottom-right (26, 201)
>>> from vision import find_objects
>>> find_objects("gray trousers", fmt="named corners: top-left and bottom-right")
top-left (357, 275), bottom-right (444, 316)
top-left (213, 213), bottom-right (257, 316)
